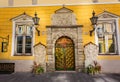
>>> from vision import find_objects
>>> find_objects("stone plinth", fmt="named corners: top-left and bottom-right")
top-left (34, 42), bottom-right (46, 72)
top-left (84, 42), bottom-right (98, 67)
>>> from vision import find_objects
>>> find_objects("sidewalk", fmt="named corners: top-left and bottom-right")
top-left (0, 72), bottom-right (120, 82)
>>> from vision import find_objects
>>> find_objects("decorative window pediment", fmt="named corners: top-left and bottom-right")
top-left (11, 12), bottom-right (33, 22)
top-left (95, 11), bottom-right (120, 55)
top-left (11, 12), bottom-right (34, 56)
top-left (97, 11), bottom-right (120, 19)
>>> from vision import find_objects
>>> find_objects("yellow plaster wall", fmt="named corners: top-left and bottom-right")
top-left (0, 4), bottom-right (120, 60)
top-left (98, 56), bottom-right (120, 60)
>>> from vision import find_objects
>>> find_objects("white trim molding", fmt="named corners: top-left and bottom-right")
top-left (1, 2), bottom-right (120, 8)
top-left (11, 13), bottom-right (34, 56)
top-left (95, 11), bottom-right (120, 55)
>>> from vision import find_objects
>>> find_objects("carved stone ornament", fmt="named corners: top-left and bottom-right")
top-left (51, 7), bottom-right (77, 26)
top-left (98, 11), bottom-right (120, 19)
top-left (84, 42), bottom-right (98, 67)
top-left (46, 7), bottom-right (83, 72)
top-left (34, 42), bottom-right (46, 72)
top-left (10, 12), bottom-right (33, 22)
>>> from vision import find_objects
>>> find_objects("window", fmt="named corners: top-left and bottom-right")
top-left (97, 22), bottom-right (116, 54)
top-left (95, 11), bottom-right (120, 55)
top-left (11, 13), bottom-right (34, 56)
top-left (14, 24), bottom-right (33, 56)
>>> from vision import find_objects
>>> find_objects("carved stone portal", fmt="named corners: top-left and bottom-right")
top-left (34, 42), bottom-right (46, 72)
top-left (84, 42), bottom-right (98, 67)
top-left (46, 7), bottom-right (83, 72)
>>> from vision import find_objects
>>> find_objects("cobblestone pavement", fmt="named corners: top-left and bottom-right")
top-left (0, 72), bottom-right (120, 82)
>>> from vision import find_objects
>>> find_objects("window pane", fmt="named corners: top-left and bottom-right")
top-left (99, 43), bottom-right (102, 53)
top-left (17, 25), bottom-right (24, 34)
top-left (25, 46), bottom-right (31, 53)
top-left (104, 23), bottom-right (112, 33)
top-left (26, 36), bottom-right (31, 44)
top-left (109, 43), bottom-right (115, 53)
top-left (26, 26), bottom-right (32, 35)
top-left (97, 24), bottom-right (104, 38)
top-left (17, 36), bottom-right (23, 53)
top-left (17, 45), bottom-right (22, 53)
top-left (108, 35), bottom-right (115, 53)
top-left (98, 40), bottom-right (105, 53)
top-left (17, 36), bottom-right (23, 44)
top-left (25, 36), bottom-right (32, 53)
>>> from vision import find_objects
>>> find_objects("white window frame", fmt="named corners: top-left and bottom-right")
top-left (11, 20), bottom-right (35, 56)
top-left (95, 18), bottom-right (120, 55)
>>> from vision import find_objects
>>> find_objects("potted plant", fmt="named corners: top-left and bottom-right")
top-left (32, 61), bottom-right (44, 74)
top-left (86, 61), bottom-right (101, 75)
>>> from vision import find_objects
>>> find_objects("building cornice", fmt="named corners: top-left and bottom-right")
top-left (0, 2), bottom-right (120, 8)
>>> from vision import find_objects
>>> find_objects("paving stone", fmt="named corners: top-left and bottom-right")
top-left (0, 72), bottom-right (120, 82)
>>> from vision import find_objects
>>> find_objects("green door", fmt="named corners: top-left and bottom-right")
top-left (55, 36), bottom-right (75, 71)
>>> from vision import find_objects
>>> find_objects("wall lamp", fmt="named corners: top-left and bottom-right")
top-left (32, 12), bottom-right (40, 36)
top-left (0, 35), bottom-right (9, 52)
top-left (90, 11), bottom-right (98, 36)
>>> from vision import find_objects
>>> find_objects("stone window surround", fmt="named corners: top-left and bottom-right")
top-left (11, 13), bottom-right (35, 56)
top-left (11, 21), bottom-right (35, 56)
top-left (95, 18), bottom-right (120, 55)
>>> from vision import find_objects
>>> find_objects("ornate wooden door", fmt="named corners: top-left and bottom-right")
top-left (55, 36), bottom-right (75, 71)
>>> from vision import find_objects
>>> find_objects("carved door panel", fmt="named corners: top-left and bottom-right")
top-left (55, 36), bottom-right (75, 71)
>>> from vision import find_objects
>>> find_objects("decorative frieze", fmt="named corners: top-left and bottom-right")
top-left (51, 13), bottom-right (77, 26)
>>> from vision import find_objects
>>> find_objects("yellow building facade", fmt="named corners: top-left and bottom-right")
top-left (0, 3), bottom-right (120, 73)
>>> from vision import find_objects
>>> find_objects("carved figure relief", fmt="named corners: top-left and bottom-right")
top-left (51, 7), bottom-right (77, 26)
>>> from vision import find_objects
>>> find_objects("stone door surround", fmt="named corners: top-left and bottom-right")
top-left (46, 7), bottom-right (84, 72)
